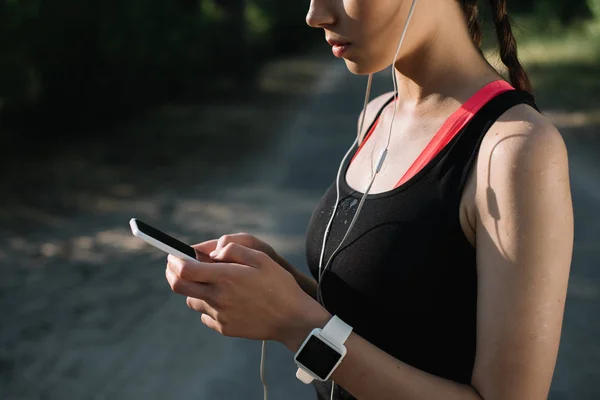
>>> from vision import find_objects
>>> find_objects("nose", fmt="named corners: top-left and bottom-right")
top-left (306, 0), bottom-right (336, 28)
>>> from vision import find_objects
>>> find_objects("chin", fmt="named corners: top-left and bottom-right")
top-left (345, 59), bottom-right (389, 75)
top-left (343, 57), bottom-right (390, 76)
top-left (344, 60), bottom-right (370, 75)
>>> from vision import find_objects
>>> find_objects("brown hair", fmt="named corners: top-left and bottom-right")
top-left (459, 0), bottom-right (533, 93)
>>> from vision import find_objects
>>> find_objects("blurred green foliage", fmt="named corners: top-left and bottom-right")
top-left (589, 0), bottom-right (600, 20)
top-left (0, 0), bottom-right (598, 137)
top-left (0, 0), bottom-right (317, 135)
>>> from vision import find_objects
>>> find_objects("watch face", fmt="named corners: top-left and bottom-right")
top-left (295, 335), bottom-right (343, 380)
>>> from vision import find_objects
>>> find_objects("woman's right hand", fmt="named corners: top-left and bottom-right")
top-left (192, 233), bottom-right (318, 299)
top-left (193, 233), bottom-right (278, 263)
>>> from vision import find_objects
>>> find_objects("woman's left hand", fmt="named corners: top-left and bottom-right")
top-left (165, 242), bottom-right (329, 346)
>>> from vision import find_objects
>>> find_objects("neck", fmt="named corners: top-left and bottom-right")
top-left (391, 8), bottom-right (501, 114)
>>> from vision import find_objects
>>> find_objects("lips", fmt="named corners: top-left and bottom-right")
top-left (326, 38), bottom-right (351, 47)
top-left (327, 37), bottom-right (352, 58)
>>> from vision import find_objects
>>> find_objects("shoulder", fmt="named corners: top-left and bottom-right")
top-left (483, 101), bottom-right (567, 154)
top-left (476, 102), bottom-right (570, 191)
top-left (472, 99), bottom-right (573, 256)
top-left (357, 91), bottom-right (395, 143)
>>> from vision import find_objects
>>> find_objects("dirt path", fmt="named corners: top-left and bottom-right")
top-left (1, 48), bottom-right (599, 400)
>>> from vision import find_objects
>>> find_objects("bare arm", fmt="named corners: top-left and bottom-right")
top-left (470, 110), bottom-right (573, 399)
top-left (282, 110), bottom-right (574, 400)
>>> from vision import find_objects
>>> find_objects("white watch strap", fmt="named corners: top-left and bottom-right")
top-left (296, 367), bottom-right (314, 384)
top-left (320, 315), bottom-right (353, 347)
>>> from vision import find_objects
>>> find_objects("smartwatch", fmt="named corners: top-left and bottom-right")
top-left (294, 315), bottom-right (353, 384)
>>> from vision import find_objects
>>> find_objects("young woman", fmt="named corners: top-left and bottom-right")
top-left (165, 0), bottom-right (574, 399)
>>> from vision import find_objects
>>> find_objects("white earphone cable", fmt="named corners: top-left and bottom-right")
top-left (317, 0), bottom-right (419, 314)
top-left (259, 1), bottom-right (418, 398)
top-left (316, 2), bottom-right (418, 398)
top-left (260, 339), bottom-right (268, 400)
top-left (316, 73), bottom-right (373, 304)
top-left (387, 0), bottom-right (418, 151)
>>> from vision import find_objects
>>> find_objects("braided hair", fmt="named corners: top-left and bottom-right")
top-left (459, 0), bottom-right (533, 93)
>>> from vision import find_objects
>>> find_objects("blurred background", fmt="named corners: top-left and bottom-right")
top-left (0, 1), bottom-right (599, 399)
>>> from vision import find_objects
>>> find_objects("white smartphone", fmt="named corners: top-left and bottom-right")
top-left (129, 218), bottom-right (198, 262)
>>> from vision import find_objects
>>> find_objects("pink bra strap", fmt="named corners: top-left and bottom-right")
top-left (395, 80), bottom-right (514, 188)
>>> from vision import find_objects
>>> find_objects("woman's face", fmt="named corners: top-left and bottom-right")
top-left (306, 0), bottom-right (433, 75)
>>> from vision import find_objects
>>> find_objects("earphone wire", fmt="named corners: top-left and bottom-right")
top-left (260, 339), bottom-right (268, 400)
top-left (317, 0), bottom-right (418, 308)
top-left (316, 1), bottom-right (418, 398)
top-left (316, 73), bottom-right (372, 304)
top-left (386, 0), bottom-right (418, 153)
top-left (260, 1), bottom-right (418, 399)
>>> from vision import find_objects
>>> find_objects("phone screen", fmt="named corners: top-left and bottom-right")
top-left (135, 219), bottom-right (197, 260)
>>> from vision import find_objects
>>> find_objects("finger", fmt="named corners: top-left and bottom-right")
top-left (165, 266), bottom-right (216, 300)
top-left (210, 233), bottom-right (253, 258)
top-left (192, 239), bottom-right (219, 256)
top-left (194, 251), bottom-right (213, 264)
top-left (186, 297), bottom-right (219, 321)
top-left (211, 242), bottom-right (266, 269)
top-left (167, 254), bottom-right (230, 283)
top-left (200, 313), bottom-right (223, 335)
